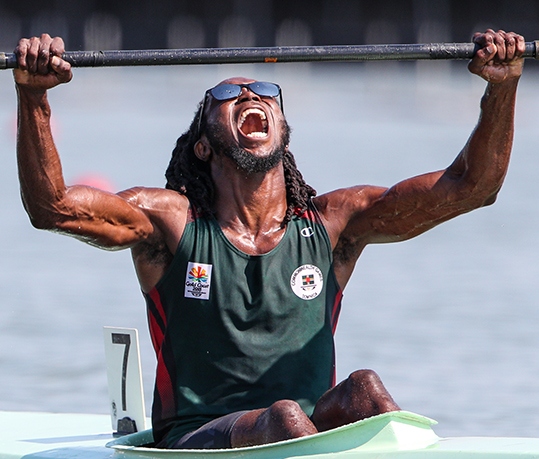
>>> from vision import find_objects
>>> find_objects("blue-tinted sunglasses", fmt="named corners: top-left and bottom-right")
top-left (197, 81), bottom-right (283, 135)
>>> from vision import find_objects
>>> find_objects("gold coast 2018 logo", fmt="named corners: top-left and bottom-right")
top-left (290, 264), bottom-right (323, 300)
top-left (185, 262), bottom-right (213, 300)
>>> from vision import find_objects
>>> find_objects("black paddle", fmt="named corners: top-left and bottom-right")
top-left (1, 41), bottom-right (538, 69)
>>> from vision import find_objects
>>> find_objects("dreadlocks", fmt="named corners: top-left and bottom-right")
top-left (165, 102), bottom-right (316, 224)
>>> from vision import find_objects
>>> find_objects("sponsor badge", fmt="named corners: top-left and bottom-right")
top-left (184, 262), bottom-right (212, 300)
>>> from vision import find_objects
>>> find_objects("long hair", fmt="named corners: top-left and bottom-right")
top-left (165, 103), bottom-right (316, 223)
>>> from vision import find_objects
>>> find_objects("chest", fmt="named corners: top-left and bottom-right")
top-left (220, 225), bottom-right (287, 255)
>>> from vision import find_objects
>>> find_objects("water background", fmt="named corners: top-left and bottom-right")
top-left (1, 60), bottom-right (539, 438)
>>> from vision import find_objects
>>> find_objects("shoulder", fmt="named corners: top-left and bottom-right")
top-left (313, 185), bottom-right (388, 241)
top-left (123, 187), bottom-right (191, 292)
top-left (118, 186), bottom-right (189, 215)
top-left (313, 185), bottom-right (389, 288)
top-left (119, 186), bottom-right (190, 252)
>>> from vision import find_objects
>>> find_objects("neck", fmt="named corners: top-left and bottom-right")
top-left (211, 160), bottom-right (288, 254)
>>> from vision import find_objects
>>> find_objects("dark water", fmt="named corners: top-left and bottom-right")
top-left (1, 62), bottom-right (538, 438)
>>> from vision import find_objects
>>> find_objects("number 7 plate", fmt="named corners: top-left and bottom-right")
top-left (103, 327), bottom-right (147, 434)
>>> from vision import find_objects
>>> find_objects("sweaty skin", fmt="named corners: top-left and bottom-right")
top-left (14, 29), bottom-right (524, 447)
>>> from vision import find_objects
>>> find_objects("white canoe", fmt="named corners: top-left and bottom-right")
top-left (2, 409), bottom-right (539, 459)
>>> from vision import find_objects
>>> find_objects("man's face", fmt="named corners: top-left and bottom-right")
top-left (202, 77), bottom-right (290, 174)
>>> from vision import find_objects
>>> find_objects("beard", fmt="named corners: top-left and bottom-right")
top-left (205, 120), bottom-right (291, 174)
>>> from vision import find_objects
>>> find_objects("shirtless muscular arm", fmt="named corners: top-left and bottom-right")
top-left (14, 34), bottom-right (188, 291)
top-left (315, 30), bottom-right (525, 288)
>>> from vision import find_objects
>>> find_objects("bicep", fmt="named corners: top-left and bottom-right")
top-left (321, 166), bottom-right (491, 288)
top-left (337, 168), bottom-right (482, 246)
top-left (51, 185), bottom-right (154, 250)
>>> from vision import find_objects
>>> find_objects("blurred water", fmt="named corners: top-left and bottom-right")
top-left (1, 61), bottom-right (538, 438)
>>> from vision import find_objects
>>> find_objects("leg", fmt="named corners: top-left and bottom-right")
top-left (231, 400), bottom-right (318, 447)
top-left (311, 369), bottom-right (400, 432)
top-left (166, 411), bottom-right (249, 449)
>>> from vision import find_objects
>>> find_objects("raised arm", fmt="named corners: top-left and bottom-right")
top-left (317, 30), bottom-right (525, 287)
top-left (14, 34), bottom-right (155, 249)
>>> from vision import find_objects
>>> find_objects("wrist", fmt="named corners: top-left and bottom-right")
top-left (16, 83), bottom-right (49, 104)
top-left (481, 77), bottom-right (519, 113)
top-left (487, 75), bottom-right (520, 92)
top-left (16, 84), bottom-right (52, 121)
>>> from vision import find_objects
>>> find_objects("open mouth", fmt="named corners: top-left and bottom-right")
top-left (238, 108), bottom-right (269, 138)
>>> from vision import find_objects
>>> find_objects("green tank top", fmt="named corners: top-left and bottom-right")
top-left (144, 201), bottom-right (343, 445)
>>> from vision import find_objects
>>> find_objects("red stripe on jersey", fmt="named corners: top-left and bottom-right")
top-left (147, 288), bottom-right (176, 420)
top-left (294, 206), bottom-right (316, 221)
top-left (331, 289), bottom-right (343, 334)
top-left (147, 288), bottom-right (166, 355)
top-left (155, 352), bottom-right (176, 420)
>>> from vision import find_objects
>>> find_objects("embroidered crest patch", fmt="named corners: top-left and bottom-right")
top-left (290, 264), bottom-right (324, 300)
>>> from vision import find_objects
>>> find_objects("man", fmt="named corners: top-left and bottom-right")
top-left (14, 29), bottom-right (524, 449)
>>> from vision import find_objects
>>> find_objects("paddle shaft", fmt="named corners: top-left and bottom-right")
top-left (1, 41), bottom-right (538, 69)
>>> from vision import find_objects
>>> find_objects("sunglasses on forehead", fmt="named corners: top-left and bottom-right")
top-left (197, 81), bottom-right (283, 136)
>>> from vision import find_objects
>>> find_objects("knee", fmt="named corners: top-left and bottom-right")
top-left (345, 369), bottom-right (400, 413)
top-left (231, 402), bottom-right (315, 447)
top-left (312, 369), bottom-right (399, 432)
top-left (267, 400), bottom-right (306, 423)
top-left (336, 369), bottom-right (384, 410)
top-left (346, 369), bottom-right (383, 391)
top-left (265, 400), bottom-right (316, 437)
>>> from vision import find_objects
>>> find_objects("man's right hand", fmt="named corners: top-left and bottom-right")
top-left (14, 33), bottom-right (72, 91)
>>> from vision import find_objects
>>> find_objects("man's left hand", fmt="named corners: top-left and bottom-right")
top-left (468, 29), bottom-right (525, 83)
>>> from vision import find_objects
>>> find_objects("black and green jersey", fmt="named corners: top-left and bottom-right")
top-left (144, 201), bottom-right (343, 445)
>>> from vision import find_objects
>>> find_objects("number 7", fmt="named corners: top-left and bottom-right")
top-left (111, 333), bottom-right (131, 411)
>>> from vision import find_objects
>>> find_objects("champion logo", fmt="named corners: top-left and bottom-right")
top-left (301, 227), bottom-right (314, 237)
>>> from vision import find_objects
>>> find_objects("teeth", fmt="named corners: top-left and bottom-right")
top-left (239, 108), bottom-right (268, 137)
top-left (239, 108), bottom-right (267, 127)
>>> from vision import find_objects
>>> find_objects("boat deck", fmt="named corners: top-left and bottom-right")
top-left (1, 410), bottom-right (539, 459)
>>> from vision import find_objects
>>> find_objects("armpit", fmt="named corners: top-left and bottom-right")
top-left (333, 235), bottom-right (362, 265)
top-left (134, 239), bottom-right (174, 267)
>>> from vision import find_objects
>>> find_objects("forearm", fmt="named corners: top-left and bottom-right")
top-left (16, 85), bottom-right (68, 227)
top-left (450, 77), bottom-right (519, 203)
top-left (13, 35), bottom-right (156, 249)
